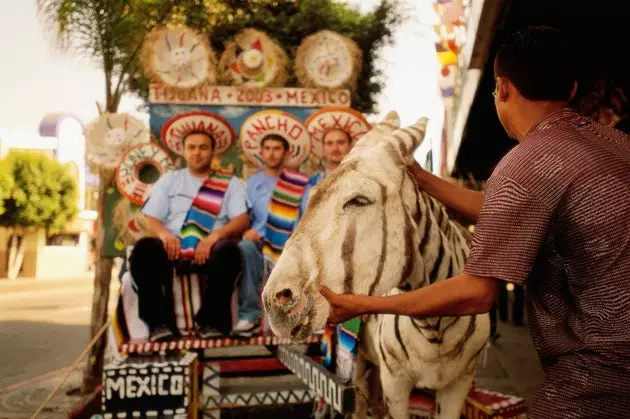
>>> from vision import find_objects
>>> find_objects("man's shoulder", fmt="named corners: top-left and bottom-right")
top-left (246, 170), bottom-right (267, 186)
top-left (308, 171), bottom-right (324, 186)
top-left (162, 168), bottom-right (188, 181)
top-left (225, 174), bottom-right (244, 190)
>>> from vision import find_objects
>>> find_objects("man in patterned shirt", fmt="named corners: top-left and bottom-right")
top-left (320, 26), bottom-right (630, 417)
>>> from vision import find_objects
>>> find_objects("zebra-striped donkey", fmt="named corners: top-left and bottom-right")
top-left (262, 112), bottom-right (490, 419)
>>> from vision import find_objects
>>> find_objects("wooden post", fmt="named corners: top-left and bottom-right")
top-left (82, 172), bottom-right (114, 393)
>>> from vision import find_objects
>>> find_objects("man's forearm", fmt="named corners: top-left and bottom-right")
top-left (359, 273), bottom-right (499, 318)
top-left (215, 213), bottom-right (249, 240)
top-left (146, 216), bottom-right (171, 238)
top-left (410, 164), bottom-right (484, 223)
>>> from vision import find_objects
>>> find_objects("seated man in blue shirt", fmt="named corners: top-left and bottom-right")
top-left (130, 131), bottom-right (249, 342)
top-left (231, 134), bottom-right (294, 337)
top-left (300, 128), bottom-right (353, 214)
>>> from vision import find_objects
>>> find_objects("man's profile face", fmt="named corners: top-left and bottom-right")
top-left (261, 137), bottom-right (288, 169)
top-left (322, 129), bottom-right (352, 166)
top-left (183, 132), bottom-right (214, 172)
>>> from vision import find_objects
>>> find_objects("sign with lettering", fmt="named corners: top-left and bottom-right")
top-left (160, 110), bottom-right (236, 156)
top-left (304, 107), bottom-right (371, 161)
top-left (239, 110), bottom-right (311, 169)
top-left (149, 84), bottom-right (351, 108)
top-left (102, 352), bottom-right (198, 419)
top-left (278, 345), bottom-right (355, 414)
top-left (116, 143), bottom-right (176, 206)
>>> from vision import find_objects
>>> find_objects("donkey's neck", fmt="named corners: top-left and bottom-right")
top-left (409, 190), bottom-right (470, 289)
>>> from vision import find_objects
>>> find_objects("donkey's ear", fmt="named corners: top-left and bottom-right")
top-left (388, 117), bottom-right (429, 164)
top-left (382, 111), bottom-right (401, 129)
top-left (350, 110), bottom-right (401, 154)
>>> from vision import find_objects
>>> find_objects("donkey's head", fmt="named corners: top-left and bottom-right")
top-left (262, 112), bottom-right (429, 339)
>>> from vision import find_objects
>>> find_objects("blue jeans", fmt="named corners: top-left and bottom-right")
top-left (237, 240), bottom-right (264, 323)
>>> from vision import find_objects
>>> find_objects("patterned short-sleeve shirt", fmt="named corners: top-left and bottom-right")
top-left (465, 108), bottom-right (630, 417)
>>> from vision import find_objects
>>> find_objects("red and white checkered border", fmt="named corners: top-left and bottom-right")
top-left (120, 335), bottom-right (321, 354)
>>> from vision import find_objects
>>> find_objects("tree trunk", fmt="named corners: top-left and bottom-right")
top-left (82, 178), bottom-right (114, 393)
top-left (7, 231), bottom-right (25, 280)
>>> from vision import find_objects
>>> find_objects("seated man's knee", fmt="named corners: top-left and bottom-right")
top-left (132, 237), bottom-right (164, 257)
top-left (130, 237), bottom-right (168, 277)
top-left (238, 239), bottom-right (260, 257)
top-left (212, 239), bottom-right (241, 263)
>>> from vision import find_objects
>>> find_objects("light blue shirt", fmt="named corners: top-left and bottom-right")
top-left (245, 171), bottom-right (277, 237)
top-left (142, 169), bottom-right (247, 235)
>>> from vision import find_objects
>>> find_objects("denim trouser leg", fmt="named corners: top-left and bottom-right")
top-left (237, 240), bottom-right (264, 323)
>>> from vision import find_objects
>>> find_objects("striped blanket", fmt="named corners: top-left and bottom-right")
top-left (262, 169), bottom-right (309, 262)
top-left (179, 171), bottom-right (232, 259)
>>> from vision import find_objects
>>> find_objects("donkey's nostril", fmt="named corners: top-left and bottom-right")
top-left (275, 288), bottom-right (293, 305)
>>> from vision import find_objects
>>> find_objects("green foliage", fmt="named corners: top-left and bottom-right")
top-left (37, 0), bottom-right (182, 111)
top-left (38, 0), bottom-right (401, 114)
top-left (130, 0), bottom-right (403, 114)
top-left (0, 151), bottom-right (79, 234)
top-left (0, 159), bottom-right (14, 216)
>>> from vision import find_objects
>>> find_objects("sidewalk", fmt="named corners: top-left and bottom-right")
top-left (475, 321), bottom-right (545, 410)
top-left (0, 320), bottom-right (545, 418)
top-left (0, 275), bottom-right (93, 294)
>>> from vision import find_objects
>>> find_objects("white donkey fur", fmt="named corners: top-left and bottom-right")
top-left (262, 112), bottom-right (490, 418)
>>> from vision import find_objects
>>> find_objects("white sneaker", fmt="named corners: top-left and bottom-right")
top-left (231, 319), bottom-right (262, 338)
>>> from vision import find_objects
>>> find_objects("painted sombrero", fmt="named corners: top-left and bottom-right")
top-left (218, 29), bottom-right (288, 87)
top-left (86, 113), bottom-right (151, 172)
top-left (142, 25), bottom-right (217, 90)
top-left (304, 107), bottom-right (371, 161)
top-left (160, 111), bottom-right (236, 157)
top-left (295, 30), bottom-right (363, 91)
top-left (239, 110), bottom-right (311, 169)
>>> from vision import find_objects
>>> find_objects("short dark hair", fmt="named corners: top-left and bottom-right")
top-left (495, 26), bottom-right (577, 101)
top-left (261, 134), bottom-right (289, 151)
top-left (183, 130), bottom-right (215, 149)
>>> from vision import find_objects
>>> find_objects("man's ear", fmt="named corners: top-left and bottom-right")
top-left (497, 77), bottom-right (510, 102)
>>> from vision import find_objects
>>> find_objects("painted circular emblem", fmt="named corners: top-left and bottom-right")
top-left (239, 110), bottom-right (311, 169)
top-left (304, 107), bottom-right (371, 161)
top-left (296, 30), bottom-right (362, 90)
top-left (160, 111), bottom-right (236, 157)
top-left (142, 26), bottom-right (217, 89)
top-left (113, 199), bottom-right (147, 247)
top-left (219, 29), bottom-right (288, 87)
top-left (116, 143), bottom-right (175, 206)
top-left (86, 113), bottom-right (151, 171)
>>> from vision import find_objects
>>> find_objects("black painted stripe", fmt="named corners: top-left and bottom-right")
top-left (410, 317), bottom-right (442, 344)
top-left (377, 319), bottom-right (395, 375)
top-left (367, 185), bottom-right (388, 296)
top-left (342, 221), bottom-right (356, 294)
top-left (443, 315), bottom-right (477, 360)
top-left (384, 142), bottom-right (404, 166)
top-left (428, 238), bottom-right (445, 283)
top-left (446, 257), bottom-right (453, 278)
top-left (394, 315), bottom-right (410, 359)
top-left (398, 186), bottom-right (416, 288)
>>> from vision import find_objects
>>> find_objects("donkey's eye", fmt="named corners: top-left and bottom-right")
top-left (343, 195), bottom-right (373, 210)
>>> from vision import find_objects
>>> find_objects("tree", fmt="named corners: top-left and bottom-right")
top-left (0, 151), bottom-right (79, 280)
top-left (0, 159), bottom-right (14, 217)
top-left (127, 0), bottom-right (401, 114)
top-left (37, 0), bottom-right (401, 392)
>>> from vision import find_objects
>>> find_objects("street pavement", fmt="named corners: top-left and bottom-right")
top-left (0, 278), bottom-right (545, 418)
